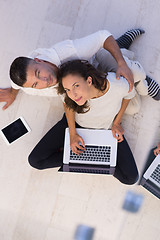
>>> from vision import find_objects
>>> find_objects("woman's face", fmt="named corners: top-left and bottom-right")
top-left (62, 74), bottom-right (92, 106)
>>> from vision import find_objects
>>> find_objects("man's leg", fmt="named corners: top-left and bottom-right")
top-left (90, 29), bottom-right (143, 73)
top-left (116, 29), bottom-right (145, 49)
top-left (114, 136), bottom-right (139, 185)
top-left (116, 29), bottom-right (160, 100)
top-left (95, 29), bottom-right (160, 101)
top-left (28, 114), bottom-right (68, 170)
top-left (93, 29), bottom-right (145, 73)
top-left (95, 48), bottom-right (118, 73)
top-left (145, 76), bottom-right (160, 100)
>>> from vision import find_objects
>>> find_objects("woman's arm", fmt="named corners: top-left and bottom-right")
top-left (112, 99), bottom-right (130, 142)
top-left (64, 104), bottom-right (85, 155)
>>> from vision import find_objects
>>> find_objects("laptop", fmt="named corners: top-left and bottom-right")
top-left (59, 128), bottom-right (117, 175)
top-left (140, 154), bottom-right (160, 199)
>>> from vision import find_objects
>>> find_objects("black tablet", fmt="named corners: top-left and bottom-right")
top-left (0, 117), bottom-right (31, 145)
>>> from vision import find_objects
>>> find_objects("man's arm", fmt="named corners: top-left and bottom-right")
top-left (64, 104), bottom-right (85, 155)
top-left (154, 142), bottom-right (160, 156)
top-left (103, 36), bottom-right (134, 92)
top-left (73, 30), bottom-right (134, 91)
top-left (112, 99), bottom-right (130, 142)
top-left (0, 87), bottom-right (19, 110)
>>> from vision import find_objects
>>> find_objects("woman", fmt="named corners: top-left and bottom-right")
top-left (29, 59), bottom-right (140, 185)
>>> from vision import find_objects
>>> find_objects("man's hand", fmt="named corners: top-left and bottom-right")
top-left (70, 133), bottom-right (86, 155)
top-left (112, 122), bottom-right (124, 142)
top-left (154, 142), bottom-right (160, 156)
top-left (116, 63), bottom-right (134, 92)
top-left (0, 88), bottom-right (19, 110)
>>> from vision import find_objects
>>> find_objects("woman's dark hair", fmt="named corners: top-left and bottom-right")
top-left (9, 57), bottom-right (32, 86)
top-left (57, 60), bottom-right (108, 113)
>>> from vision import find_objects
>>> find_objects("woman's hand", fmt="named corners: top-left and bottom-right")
top-left (154, 142), bottom-right (160, 156)
top-left (70, 133), bottom-right (86, 155)
top-left (112, 122), bottom-right (124, 142)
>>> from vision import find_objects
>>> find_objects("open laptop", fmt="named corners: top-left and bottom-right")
top-left (140, 154), bottom-right (160, 199)
top-left (59, 128), bottom-right (117, 175)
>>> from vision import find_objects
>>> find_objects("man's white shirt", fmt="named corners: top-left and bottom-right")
top-left (11, 30), bottom-right (111, 96)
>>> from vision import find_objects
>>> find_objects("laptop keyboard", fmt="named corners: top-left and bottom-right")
top-left (70, 145), bottom-right (111, 163)
top-left (150, 164), bottom-right (160, 184)
top-left (69, 167), bottom-right (110, 174)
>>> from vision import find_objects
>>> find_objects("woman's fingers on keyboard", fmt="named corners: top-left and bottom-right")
top-left (70, 133), bottom-right (86, 154)
top-left (71, 143), bottom-right (85, 155)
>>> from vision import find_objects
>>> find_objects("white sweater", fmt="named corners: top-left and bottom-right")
top-left (11, 30), bottom-right (111, 96)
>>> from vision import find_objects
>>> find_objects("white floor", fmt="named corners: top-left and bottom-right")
top-left (0, 0), bottom-right (160, 239)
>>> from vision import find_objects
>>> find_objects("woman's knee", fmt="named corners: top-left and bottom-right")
top-left (125, 171), bottom-right (139, 185)
top-left (28, 152), bottom-right (44, 170)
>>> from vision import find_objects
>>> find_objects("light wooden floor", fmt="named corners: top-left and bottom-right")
top-left (0, 1), bottom-right (160, 239)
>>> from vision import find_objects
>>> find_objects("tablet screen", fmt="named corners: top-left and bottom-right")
top-left (1, 118), bottom-right (29, 144)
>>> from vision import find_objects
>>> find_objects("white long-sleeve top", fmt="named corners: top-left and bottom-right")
top-left (11, 30), bottom-right (111, 96)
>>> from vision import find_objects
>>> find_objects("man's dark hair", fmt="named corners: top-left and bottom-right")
top-left (9, 57), bottom-right (32, 86)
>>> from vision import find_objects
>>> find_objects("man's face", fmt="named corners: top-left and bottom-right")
top-left (23, 59), bottom-right (57, 89)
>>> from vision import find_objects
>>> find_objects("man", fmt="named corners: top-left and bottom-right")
top-left (0, 29), bottom-right (159, 110)
top-left (154, 142), bottom-right (160, 156)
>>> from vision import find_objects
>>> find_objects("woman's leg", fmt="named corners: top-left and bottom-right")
top-left (28, 114), bottom-right (68, 170)
top-left (114, 136), bottom-right (139, 185)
